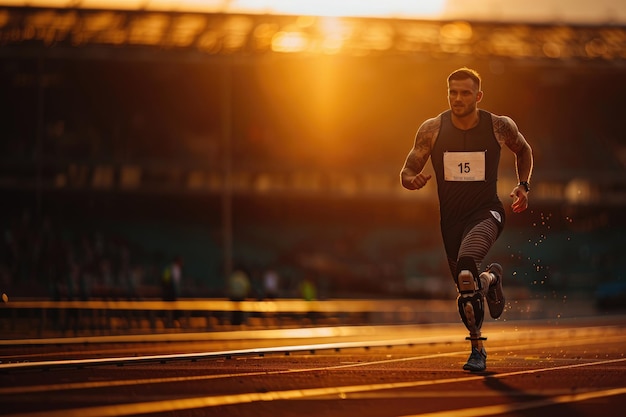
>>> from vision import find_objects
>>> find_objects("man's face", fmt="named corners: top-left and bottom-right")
top-left (448, 78), bottom-right (482, 118)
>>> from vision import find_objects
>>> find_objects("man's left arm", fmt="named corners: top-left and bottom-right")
top-left (493, 115), bottom-right (534, 213)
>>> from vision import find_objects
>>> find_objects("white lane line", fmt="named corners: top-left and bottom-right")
top-left (398, 387), bottom-right (626, 417)
top-left (3, 333), bottom-right (626, 395)
top-left (0, 336), bottom-right (448, 371)
top-left (0, 350), bottom-right (472, 394)
top-left (6, 357), bottom-right (626, 417)
top-left (310, 388), bottom-right (607, 399)
top-left (2, 323), bottom-right (624, 371)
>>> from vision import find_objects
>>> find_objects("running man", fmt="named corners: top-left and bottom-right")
top-left (400, 67), bottom-right (533, 371)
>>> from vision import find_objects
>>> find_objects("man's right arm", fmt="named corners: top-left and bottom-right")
top-left (400, 117), bottom-right (440, 190)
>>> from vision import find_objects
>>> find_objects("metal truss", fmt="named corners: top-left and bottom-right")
top-left (0, 6), bottom-right (624, 61)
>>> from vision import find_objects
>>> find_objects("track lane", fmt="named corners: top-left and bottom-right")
top-left (4, 357), bottom-right (626, 417)
top-left (2, 318), bottom-right (625, 417)
top-left (1, 321), bottom-right (623, 371)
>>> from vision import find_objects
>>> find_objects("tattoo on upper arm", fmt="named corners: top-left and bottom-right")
top-left (493, 115), bottom-right (524, 153)
top-left (415, 118), bottom-right (439, 153)
top-left (404, 117), bottom-right (440, 173)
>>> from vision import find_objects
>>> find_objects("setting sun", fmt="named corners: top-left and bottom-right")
top-left (0, 0), bottom-right (447, 19)
top-left (2, 1), bottom-right (624, 25)
top-left (233, 0), bottom-right (446, 18)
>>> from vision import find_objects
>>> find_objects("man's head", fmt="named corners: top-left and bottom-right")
top-left (447, 67), bottom-right (481, 91)
top-left (447, 67), bottom-right (483, 118)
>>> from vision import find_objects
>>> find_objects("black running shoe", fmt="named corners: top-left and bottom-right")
top-left (463, 347), bottom-right (487, 372)
top-left (484, 263), bottom-right (504, 319)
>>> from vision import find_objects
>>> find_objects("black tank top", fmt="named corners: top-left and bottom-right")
top-left (431, 109), bottom-right (504, 227)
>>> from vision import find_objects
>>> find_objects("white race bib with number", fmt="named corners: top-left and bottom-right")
top-left (443, 151), bottom-right (486, 181)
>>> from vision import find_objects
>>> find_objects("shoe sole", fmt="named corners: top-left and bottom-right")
top-left (463, 363), bottom-right (486, 372)
top-left (486, 263), bottom-right (504, 319)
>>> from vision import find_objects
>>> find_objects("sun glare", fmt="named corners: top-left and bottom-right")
top-left (3, 1), bottom-right (625, 25)
top-left (1, 0), bottom-right (448, 19)
top-left (233, 0), bottom-right (446, 18)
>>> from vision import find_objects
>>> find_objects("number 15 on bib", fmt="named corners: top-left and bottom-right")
top-left (443, 151), bottom-right (486, 182)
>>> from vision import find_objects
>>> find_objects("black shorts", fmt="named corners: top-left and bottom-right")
top-left (440, 208), bottom-right (505, 262)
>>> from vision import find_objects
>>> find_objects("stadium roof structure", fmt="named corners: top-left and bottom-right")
top-left (0, 1), bottom-right (624, 62)
top-left (0, 1), bottom-right (625, 24)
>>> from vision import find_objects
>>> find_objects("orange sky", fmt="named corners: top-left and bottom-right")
top-left (1, 0), bottom-right (624, 24)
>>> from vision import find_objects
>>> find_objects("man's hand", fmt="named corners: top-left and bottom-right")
top-left (510, 186), bottom-right (529, 213)
top-left (410, 173), bottom-right (432, 190)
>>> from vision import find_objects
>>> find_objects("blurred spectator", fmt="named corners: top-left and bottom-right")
top-left (262, 268), bottom-right (280, 299)
top-left (161, 256), bottom-right (183, 301)
top-left (228, 269), bottom-right (251, 302)
top-left (228, 269), bottom-right (251, 325)
top-left (299, 276), bottom-right (317, 301)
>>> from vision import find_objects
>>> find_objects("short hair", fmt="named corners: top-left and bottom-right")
top-left (447, 67), bottom-right (481, 91)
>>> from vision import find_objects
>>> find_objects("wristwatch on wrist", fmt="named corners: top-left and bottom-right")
top-left (518, 181), bottom-right (530, 192)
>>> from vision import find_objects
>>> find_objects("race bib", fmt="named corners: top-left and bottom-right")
top-left (443, 151), bottom-right (486, 181)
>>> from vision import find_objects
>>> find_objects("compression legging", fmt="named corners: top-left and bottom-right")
top-left (447, 217), bottom-right (499, 288)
